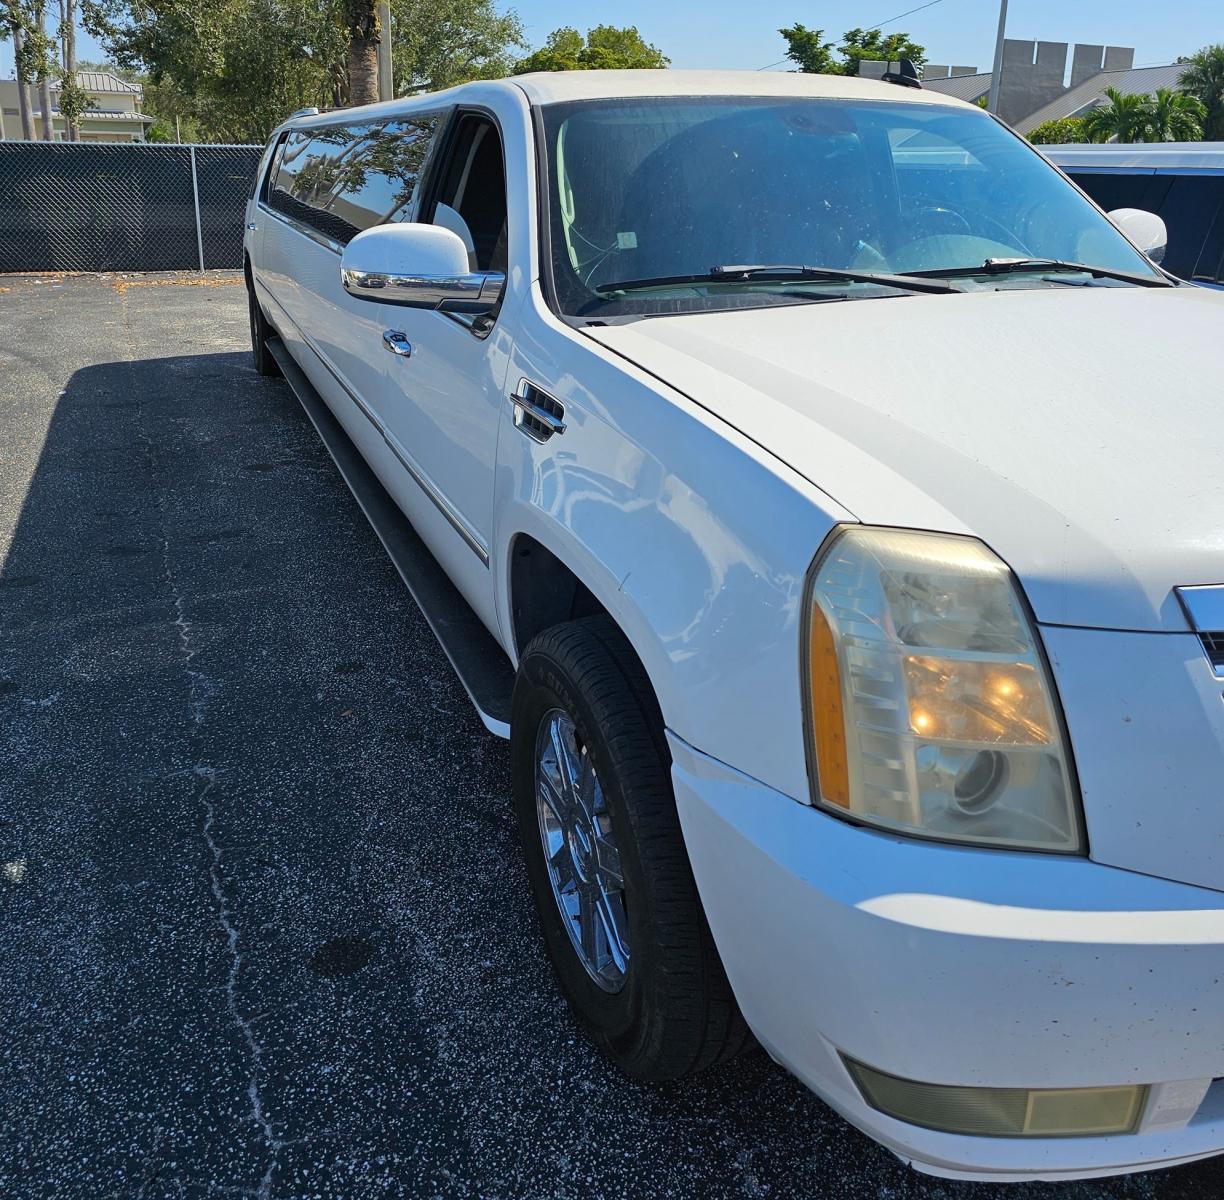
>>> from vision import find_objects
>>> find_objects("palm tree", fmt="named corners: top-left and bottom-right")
top-left (1145, 88), bottom-right (1206, 141)
top-left (1180, 45), bottom-right (1224, 141)
top-left (1082, 87), bottom-right (1154, 144)
top-left (342, 0), bottom-right (380, 106)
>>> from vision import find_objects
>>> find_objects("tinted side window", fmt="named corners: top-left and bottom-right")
top-left (269, 116), bottom-right (439, 245)
top-left (1065, 170), bottom-right (1161, 216)
top-left (428, 116), bottom-right (508, 273)
top-left (1156, 176), bottom-right (1224, 283)
top-left (1067, 171), bottom-right (1224, 284)
top-left (253, 133), bottom-right (287, 203)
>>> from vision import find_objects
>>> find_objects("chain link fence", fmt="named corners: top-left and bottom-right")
top-left (0, 142), bottom-right (262, 274)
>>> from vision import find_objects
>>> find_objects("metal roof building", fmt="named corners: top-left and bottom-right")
top-left (920, 48), bottom-right (1189, 137)
top-left (921, 71), bottom-right (993, 105)
top-left (1014, 62), bottom-right (1190, 133)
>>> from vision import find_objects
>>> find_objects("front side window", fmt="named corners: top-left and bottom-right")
top-left (269, 115), bottom-right (439, 244)
top-left (540, 97), bottom-right (1164, 318)
top-left (253, 132), bottom-right (286, 203)
top-left (426, 115), bottom-right (508, 274)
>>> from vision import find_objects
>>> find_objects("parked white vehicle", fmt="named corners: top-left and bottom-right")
top-left (244, 69), bottom-right (1224, 1183)
top-left (1042, 141), bottom-right (1224, 290)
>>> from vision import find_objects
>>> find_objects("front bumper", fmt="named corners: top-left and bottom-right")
top-left (669, 733), bottom-right (1224, 1182)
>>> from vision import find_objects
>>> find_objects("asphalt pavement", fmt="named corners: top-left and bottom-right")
top-left (1, 273), bottom-right (1221, 1199)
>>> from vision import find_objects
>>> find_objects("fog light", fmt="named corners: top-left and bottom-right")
top-left (845, 1058), bottom-right (1147, 1138)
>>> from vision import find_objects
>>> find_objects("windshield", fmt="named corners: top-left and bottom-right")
top-left (540, 97), bottom-right (1163, 318)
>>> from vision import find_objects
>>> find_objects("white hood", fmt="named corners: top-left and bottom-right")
top-left (586, 284), bottom-right (1224, 633)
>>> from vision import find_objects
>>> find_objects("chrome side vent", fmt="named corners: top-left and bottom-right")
top-left (1175, 586), bottom-right (1224, 677)
top-left (511, 380), bottom-right (566, 444)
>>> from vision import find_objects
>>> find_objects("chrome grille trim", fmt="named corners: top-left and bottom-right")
top-left (1174, 586), bottom-right (1224, 677)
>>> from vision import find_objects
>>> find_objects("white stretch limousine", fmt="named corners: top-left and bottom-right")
top-left (245, 70), bottom-right (1224, 1183)
top-left (1043, 141), bottom-right (1224, 290)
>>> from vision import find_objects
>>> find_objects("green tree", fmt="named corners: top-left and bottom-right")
top-left (779, 23), bottom-right (924, 76)
top-left (212, 0), bottom-right (347, 139)
top-left (516, 24), bottom-right (669, 72)
top-left (3, 1), bottom-right (37, 138)
top-left (777, 24), bottom-right (838, 74)
top-left (838, 27), bottom-right (926, 75)
top-left (84, 0), bottom-right (345, 139)
top-left (81, 0), bottom-right (522, 140)
top-left (1082, 87), bottom-right (1154, 144)
top-left (390, 0), bottom-right (523, 93)
top-left (1145, 87), bottom-right (1205, 141)
top-left (7, 0), bottom-right (57, 137)
top-left (1026, 116), bottom-right (1088, 144)
top-left (56, 0), bottom-right (87, 140)
top-left (32, 0), bottom-right (56, 138)
top-left (1179, 44), bottom-right (1224, 140)
top-left (55, 70), bottom-right (93, 134)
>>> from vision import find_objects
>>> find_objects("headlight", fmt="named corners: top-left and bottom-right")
top-left (804, 527), bottom-right (1083, 852)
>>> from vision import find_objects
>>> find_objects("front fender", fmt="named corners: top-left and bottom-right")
top-left (493, 298), bottom-right (851, 803)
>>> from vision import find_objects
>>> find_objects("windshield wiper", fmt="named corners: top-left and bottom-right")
top-left (595, 263), bottom-right (963, 297)
top-left (912, 257), bottom-right (1173, 288)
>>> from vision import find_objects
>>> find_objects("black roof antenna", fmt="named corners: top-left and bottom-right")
top-left (881, 59), bottom-right (923, 89)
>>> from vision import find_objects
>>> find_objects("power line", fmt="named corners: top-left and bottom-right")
top-left (865, 0), bottom-right (946, 29)
top-left (757, 0), bottom-right (948, 71)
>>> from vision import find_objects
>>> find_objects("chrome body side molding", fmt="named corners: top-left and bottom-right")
top-left (258, 282), bottom-right (489, 566)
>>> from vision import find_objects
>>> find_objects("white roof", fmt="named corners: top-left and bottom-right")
top-left (509, 68), bottom-right (966, 107)
top-left (287, 69), bottom-right (968, 135)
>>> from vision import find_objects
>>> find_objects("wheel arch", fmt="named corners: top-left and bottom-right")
top-left (502, 524), bottom-right (676, 737)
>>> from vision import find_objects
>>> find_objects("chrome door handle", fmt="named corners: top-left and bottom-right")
top-left (382, 330), bottom-right (413, 358)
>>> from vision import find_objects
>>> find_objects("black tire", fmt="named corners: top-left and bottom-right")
top-left (511, 615), bottom-right (751, 1079)
top-left (248, 284), bottom-right (281, 378)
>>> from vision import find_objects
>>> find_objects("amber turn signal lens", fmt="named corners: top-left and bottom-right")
top-left (808, 601), bottom-right (850, 809)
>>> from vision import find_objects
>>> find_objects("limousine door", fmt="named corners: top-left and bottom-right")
top-left (362, 115), bottom-right (516, 573)
top-left (354, 111), bottom-right (516, 601)
top-left (258, 105), bottom-right (516, 634)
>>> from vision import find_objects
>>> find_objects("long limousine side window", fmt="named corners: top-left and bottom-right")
top-left (1068, 170), bottom-right (1224, 284)
top-left (268, 116), bottom-right (440, 244)
top-left (426, 115), bottom-right (508, 274)
top-left (1158, 176), bottom-right (1224, 284)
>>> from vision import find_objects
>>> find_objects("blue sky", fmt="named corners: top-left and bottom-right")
top-left (2, 0), bottom-right (1219, 82)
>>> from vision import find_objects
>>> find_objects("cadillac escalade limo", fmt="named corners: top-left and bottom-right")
top-left (244, 69), bottom-right (1224, 1183)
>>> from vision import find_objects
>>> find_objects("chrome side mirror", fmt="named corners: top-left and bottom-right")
top-left (1108, 208), bottom-right (1168, 266)
top-left (340, 223), bottom-right (505, 312)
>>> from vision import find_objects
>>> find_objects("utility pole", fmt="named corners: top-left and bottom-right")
top-left (986, 0), bottom-right (1008, 116)
top-left (377, 1), bottom-right (393, 102)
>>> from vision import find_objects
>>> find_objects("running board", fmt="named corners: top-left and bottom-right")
top-left (268, 337), bottom-right (514, 737)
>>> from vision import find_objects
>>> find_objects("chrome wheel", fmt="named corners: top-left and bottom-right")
top-left (535, 709), bottom-right (629, 992)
